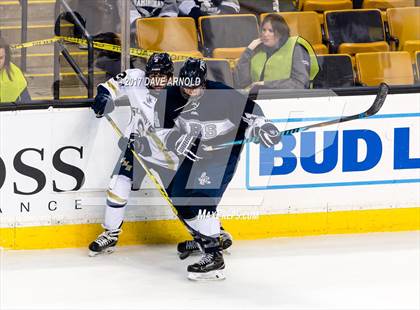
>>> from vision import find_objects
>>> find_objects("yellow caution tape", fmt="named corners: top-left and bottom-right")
top-left (10, 36), bottom-right (237, 67)
top-left (10, 38), bottom-right (60, 50)
top-left (58, 36), bottom-right (200, 62)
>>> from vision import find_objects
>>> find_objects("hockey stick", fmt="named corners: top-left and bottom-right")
top-left (104, 115), bottom-right (211, 240)
top-left (208, 83), bottom-right (389, 150)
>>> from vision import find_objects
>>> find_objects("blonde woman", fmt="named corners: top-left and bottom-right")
top-left (0, 37), bottom-right (30, 103)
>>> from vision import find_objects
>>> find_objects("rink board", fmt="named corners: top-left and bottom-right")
top-left (0, 93), bottom-right (419, 249)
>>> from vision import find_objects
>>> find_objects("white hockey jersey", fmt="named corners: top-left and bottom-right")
top-left (99, 69), bottom-right (179, 170)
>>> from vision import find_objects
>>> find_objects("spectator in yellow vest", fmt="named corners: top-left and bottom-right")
top-left (234, 14), bottom-right (319, 92)
top-left (0, 37), bottom-right (30, 103)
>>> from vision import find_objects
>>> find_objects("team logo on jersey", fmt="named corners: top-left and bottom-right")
top-left (198, 172), bottom-right (211, 186)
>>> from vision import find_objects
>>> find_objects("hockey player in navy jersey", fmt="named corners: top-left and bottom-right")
top-left (156, 57), bottom-right (280, 280)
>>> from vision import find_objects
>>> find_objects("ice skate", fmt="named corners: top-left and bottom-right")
top-left (178, 229), bottom-right (233, 259)
top-left (88, 226), bottom-right (122, 257)
top-left (187, 251), bottom-right (225, 281)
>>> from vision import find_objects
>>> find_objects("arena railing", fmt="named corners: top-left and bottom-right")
top-left (53, 0), bottom-right (95, 99)
top-left (2, 85), bottom-right (420, 113)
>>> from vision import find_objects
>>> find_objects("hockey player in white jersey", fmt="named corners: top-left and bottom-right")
top-left (88, 53), bottom-right (179, 256)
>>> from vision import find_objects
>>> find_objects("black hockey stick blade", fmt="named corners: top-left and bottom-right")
top-left (296, 82), bottom-right (389, 133)
top-left (210, 83), bottom-right (389, 150)
top-left (362, 82), bottom-right (389, 117)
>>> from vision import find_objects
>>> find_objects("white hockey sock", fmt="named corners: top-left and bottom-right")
top-left (104, 204), bottom-right (125, 231)
top-left (104, 175), bottom-right (132, 230)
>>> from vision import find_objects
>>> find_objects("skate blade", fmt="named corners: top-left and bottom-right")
top-left (188, 270), bottom-right (226, 281)
top-left (223, 249), bottom-right (231, 255)
top-left (88, 247), bottom-right (116, 257)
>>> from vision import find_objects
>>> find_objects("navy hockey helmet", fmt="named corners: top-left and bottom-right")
top-left (145, 52), bottom-right (174, 78)
top-left (179, 57), bottom-right (207, 89)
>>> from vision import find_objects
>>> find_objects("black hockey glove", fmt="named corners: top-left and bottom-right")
top-left (244, 114), bottom-right (281, 148)
top-left (255, 122), bottom-right (281, 148)
top-left (118, 133), bottom-right (152, 157)
top-left (210, 0), bottom-right (223, 6)
top-left (92, 85), bottom-right (114, 118)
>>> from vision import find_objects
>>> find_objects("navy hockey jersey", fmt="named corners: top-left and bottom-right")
top-left (156, 80), bottom-right (264, 161)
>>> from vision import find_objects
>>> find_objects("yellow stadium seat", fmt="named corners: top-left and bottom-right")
top-left (324, 9), bottom-right (389, 56)
top-left (136, 17), bottom-right (202, 57)
top-left (173, 58), bottom-right (234, 87)
top-left (362, 0), bottom-right (414, 20)
top-left (212, 48), bottom-right (247, 59)
top-left (198, 14), bottom-right (259, 59)
top-left (355, 51), bottom-right (414, 86)
top-left (363, 0), bottom-right (414, 8)
top-left (387, 7), bottom-right (420, 61)
top-left (260, 12), bottom-right (328, 55)
top-left (296, 0), bottom-right (352, 11)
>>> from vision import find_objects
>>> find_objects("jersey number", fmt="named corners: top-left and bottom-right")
top-left (189, 123), bottom-right (217, 139)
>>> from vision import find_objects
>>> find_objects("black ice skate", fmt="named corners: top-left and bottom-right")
top-left (178, 229), bottom-right (233, 260)
top-left (187, 251), bottom-right (225, 281)
top-left (88, 226), bottom-right (122, 257)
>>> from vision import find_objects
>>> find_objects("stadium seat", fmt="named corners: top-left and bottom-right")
top-left (362, 0), bottom-right (415, 20)
top-left (355, 51), bottom-right (414, 86)
top-left (136, 17), bottom-right (202, 57)
top-left (324, 9), bottom-right (389, 55)
top-left (313, 54), bottom-right (355, 88)
top-left (296, 0), bottom-right (352, 11)
top-left (239, 0), bottom-right (277, 14)
top-left (387, 7), bottom-right (420, 61)
top-left (198, 14), bottom-right (259, 59)
top-left (260, 12), bottom-right (328, 55)
top-left (362, 0), bottom-right (414, 9)
top-left (295, 0), bottom-right (352, 22)
top-left (174, 59), bottom-right (234, 88)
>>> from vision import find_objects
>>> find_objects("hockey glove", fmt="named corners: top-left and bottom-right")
top-left (175, 134), bottom-right (203, 162)
top-left (255, 122), bottom-right (281, 148)
top-left (118, 133), bottom-right (152, 157)
top-left (243, 114), bottom-right (281, 148)
top-left (210, 0), bottom-right (223, 6)
top-left (92, 86), bottom-right (114, 118)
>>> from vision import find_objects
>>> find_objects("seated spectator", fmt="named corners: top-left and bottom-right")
top-left (130, 0), bottom-right (179, 47)
top-left (69, 0), bottom-right (120, 36)
top-left (131, 0), bottom-right (179, 21)
top-left (233, 14), bottom-right (319, 92)
top-left (0, 37), bottom-right (31, 103)
top-left (178, 0), bottom-right (240, 20)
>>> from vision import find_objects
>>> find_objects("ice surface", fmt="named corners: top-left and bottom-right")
top-left (1, 231), bottom-right (419, 310)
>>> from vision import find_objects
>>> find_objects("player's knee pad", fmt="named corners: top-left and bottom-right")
top-left (106, 175), bottom-right (132, 208)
